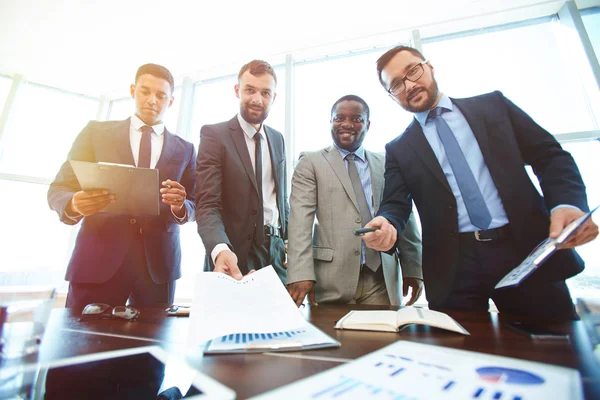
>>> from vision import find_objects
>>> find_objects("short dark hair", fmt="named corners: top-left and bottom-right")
top-left (135, 63), bottom-right (175, 93)
top-left (238, 60), bottom-right (277, 85)
top-left (331, 95), bottom-right (370, 121)
top-left (376, 45), bottom-right (426, 88)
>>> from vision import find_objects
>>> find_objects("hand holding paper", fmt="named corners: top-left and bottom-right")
top-left (550, 207), bottom-right (598, 249)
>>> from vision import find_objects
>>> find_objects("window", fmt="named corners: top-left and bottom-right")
top-left (0, 180), bottom-right (74, 290)
top-left (422, 19), bottom-right (597, 134)
top-left (582, 8), bottom-right (600, 61)
top-left (561, 139), bottom-right (600, 300)
top-left (0, 82), bottom-right (98, 179)
top-left (294, 51), bottom-right (413, 158)
top-left (0, 75), bottom-right (12, 115)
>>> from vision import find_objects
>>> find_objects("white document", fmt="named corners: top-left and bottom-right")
top-left (252, 341), bottom-right (582, 400)
top-left (496, 206), bottom-right (598, 289)
top-left (187, 266), bottom-right (308, 347)
top-left (205, 322), bottom-right (340, 354)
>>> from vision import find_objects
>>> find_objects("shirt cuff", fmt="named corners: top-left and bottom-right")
top-left (64, 199), bottom-right (82, 222)
top-left (551, 204), bottom-right (581, 214)
top-left (211, 243), bottom-right (231, 265)
top-left (171, 206), bottom-right (186, 222)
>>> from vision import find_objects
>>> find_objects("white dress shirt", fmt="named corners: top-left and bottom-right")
top-left (130, 114), bottom-right (165, 168)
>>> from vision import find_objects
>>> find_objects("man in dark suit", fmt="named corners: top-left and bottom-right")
top-left (362, 46), bottom-right (598, 321)
top-left (195, 60), bottom-right (288, 283)
top-left (48, 63), bottom-right (196, 309)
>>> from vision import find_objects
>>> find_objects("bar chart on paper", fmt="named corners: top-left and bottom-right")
top-left (205, 323), bottom-right (340, 353)
top-left (252, 341), bottom-right (582, 399)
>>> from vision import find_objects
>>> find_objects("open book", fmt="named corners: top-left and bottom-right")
top-left (334, 307), bottom-right (469, 335)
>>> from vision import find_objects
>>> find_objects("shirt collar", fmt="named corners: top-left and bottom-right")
top-left (131, 114), bottom-right (165, 135)
top-left (334, 144), bottom-right (366, 162)
top-left (414, 93), bottom-right (453, 127)
top-left (237, 113), bottom-right (266, 140)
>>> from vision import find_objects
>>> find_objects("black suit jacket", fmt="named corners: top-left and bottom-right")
top-left (195, 116), bottom-right (289, 271)
top-left (378, 91), bottom-right (588, 305)
top-left (48, 119), bottom-right (197, 284)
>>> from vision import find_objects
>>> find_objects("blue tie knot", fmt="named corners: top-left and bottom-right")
top-left (427, 107), bottom-right (447, 122)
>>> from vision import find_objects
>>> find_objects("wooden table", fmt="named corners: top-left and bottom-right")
top-left (38, 305), bottom-right (600, 399)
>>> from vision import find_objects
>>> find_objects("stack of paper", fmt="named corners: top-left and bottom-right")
top-left (187, 266), bottom-right (339, 353)
top-left (252, 341), bottom-right (582, 399)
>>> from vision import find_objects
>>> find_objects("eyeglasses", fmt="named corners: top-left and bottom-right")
top-left (387, 60), bottom-right (429, 97)
top-left (80, 303), bottom-right (140, 322)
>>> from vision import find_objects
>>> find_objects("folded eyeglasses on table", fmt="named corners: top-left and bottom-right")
top-left (79, 303), bottom-right (140, 322)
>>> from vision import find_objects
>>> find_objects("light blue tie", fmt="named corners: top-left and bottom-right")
top-left (429, 107), bottom-right (492, 230)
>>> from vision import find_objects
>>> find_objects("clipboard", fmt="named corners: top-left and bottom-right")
top-left (495, 206), bottom-right (598, 289)
top-left (69, 160), bottom-right (160, 216)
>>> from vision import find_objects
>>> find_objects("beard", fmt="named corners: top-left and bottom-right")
top-left (401, 79), bottom-right (439, 113)
top-left (240, 103), bottom-right (269, 125)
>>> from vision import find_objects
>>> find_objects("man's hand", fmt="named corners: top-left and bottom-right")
top-left (287, 280), bottom-right (317, 307)
top-left (361, 216), bottom-right (397, 252)
top-left (214, 250), bottom-right (243, 280)
top-left (160, 179), bottom-right (187, 217)
top-left (550, 207), bottom-right (598, 249)
top-left (403, 277), bottom-right (424, 306)
top-left (70, 189), bottom-right (114, 217)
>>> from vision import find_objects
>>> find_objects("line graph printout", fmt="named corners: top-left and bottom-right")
top-left (251, 341), bottom-right (582, 400)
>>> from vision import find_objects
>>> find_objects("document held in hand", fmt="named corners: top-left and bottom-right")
top-left (495, 206), bottom-right (598, 289)
top-left (334, 307), bottom-right (470, 335)
top-left (188, 266), bottom-right (339, 353)
top-left (70, 160), bottom-right (160, 216)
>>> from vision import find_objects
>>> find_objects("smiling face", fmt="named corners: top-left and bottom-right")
top-left (235, 70), bottom-right (277, 129)
top-left (381, 50), bottom-right (441, 113)
top-left (330, 100), bottom-right (370, 152)
top-left (130, 73), bottom-right (174, 125)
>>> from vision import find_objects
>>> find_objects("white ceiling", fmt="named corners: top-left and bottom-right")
top-left (0, 0), bottom-right (596, 98)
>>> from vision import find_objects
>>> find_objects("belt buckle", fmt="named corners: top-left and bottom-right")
top-left (474, 231), bottom-right (492, 242)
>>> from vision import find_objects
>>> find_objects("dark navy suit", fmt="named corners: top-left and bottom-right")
top-left (48, 118), bottom-right (196, 308)
top-left (378, 91), bottom-right (587, 319)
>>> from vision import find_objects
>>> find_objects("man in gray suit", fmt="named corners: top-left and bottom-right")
top-left (287, 95), bottom-right (423, 306)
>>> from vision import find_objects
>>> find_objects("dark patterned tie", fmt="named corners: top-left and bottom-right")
top-left (138, 125), bottom-right (153, 168)
top-left (428, 107), bottom-right (492, 230)
top-left (346, 153), bottom-right (380, 272)
top-left (254, 131), bottom-right (264, 246)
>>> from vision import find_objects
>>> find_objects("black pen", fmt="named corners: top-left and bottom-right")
top-left (354, 227), bottom-right (380, 236)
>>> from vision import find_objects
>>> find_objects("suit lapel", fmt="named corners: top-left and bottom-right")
top-left (323, 146), bottom-right (360, 213)
top-left (155, 129), bottom-right (177, 170)
top-left (229, 117), bottom-right (259, 193)
top-left (116, 118), bottom-right (135, 166)
top-left (452, 97), bottom-right (492, 162)
top-left (405, 119), bottom-right (452, 193)
top-left (365, 151), bottom-right (383, 213)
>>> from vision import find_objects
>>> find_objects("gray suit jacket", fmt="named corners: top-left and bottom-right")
top-left (287, 145), bottom-right (422, 305)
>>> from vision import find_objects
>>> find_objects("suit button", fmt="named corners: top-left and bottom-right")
top-left (129, 219), bottom-right (136, 224)
top-left (354, 250), bottom-right (360, 256)
top-left (448, 205), bottom-right (453, 209)
top-left (247, 234), bottom-right (252, 240)
top-left (252, 209), bottom-right (257, 215)
top-left (355, 217), bottom-right (361, 223)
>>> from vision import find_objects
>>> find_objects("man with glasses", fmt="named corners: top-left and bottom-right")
top-left (48, 64), bottom-right (196, 309)
top-left (362, 45), bottom-right (598, 321)
top-left (195, 60), bottom-right (288, 284)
